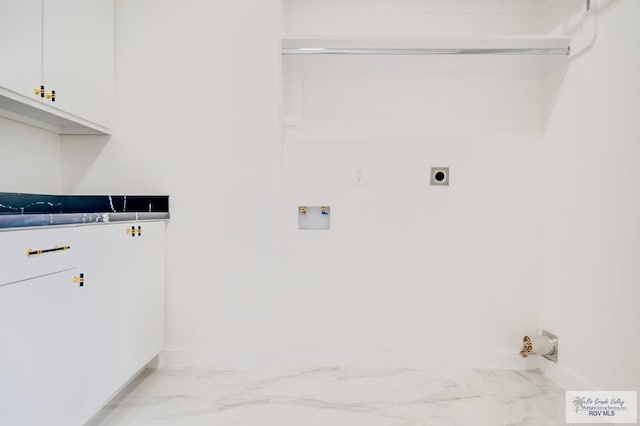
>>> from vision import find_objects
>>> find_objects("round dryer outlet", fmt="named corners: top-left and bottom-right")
top-left (430, 167), bottom-right (450, 186)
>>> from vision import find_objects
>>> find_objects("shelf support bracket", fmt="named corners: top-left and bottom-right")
top-left (570, 0), bottom-right (597, 59)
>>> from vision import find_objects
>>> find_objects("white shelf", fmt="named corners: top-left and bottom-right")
top-left (282, 35), bottom-right (571, 56)
top-left (0, 87), bottom-right (111, 135)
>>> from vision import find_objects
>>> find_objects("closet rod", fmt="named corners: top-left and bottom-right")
top-left (282, 47), bottom-right (571, 56)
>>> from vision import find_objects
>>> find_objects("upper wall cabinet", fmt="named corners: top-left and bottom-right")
top-left (43, 0), bottom-right (114, 129)
top-left (0, 0), bottom-right (114, 135)
top-left (0, 0), bottom-right (42, 100)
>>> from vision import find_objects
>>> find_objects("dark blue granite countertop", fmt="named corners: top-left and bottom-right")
top-left (0, 193), bottom-right (169, 229)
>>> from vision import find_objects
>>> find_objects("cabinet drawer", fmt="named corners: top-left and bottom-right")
top-left (0, 227), bottom-right (78, 286)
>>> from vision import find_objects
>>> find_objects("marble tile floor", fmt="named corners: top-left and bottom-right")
top-left (89, 367), bottom-right (573, 426)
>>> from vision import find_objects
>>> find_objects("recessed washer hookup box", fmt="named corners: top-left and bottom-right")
top-left (298, 206), bottom-right (330, 230)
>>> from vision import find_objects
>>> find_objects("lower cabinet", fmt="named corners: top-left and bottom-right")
top-left (0, 269), bottom-right (84, 426)
top-left (0, 221), bottom-right (166, 426)
top-left (76, 221), bottom-right (166, 423)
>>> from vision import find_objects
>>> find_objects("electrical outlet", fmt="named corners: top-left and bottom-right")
top-left (353, 168), bottom-right (365, 185)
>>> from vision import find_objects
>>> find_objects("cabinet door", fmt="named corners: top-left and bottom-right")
top-left (75, 224), bottom-right (125, 423)
top-left (0, 0), bottom-right (42, 100)
top-left (104, 223), bottom-right (165, 389)
top-left (115, 222), bottom-right (166, 378)
top-left (126, 221), bottom-right (166, 370)
top-left (75, 222), bottom-right (165, 423)
top-left (0, 270), bottom-right (83, 426)
top-left (42, 0), bottom-right (114, 127)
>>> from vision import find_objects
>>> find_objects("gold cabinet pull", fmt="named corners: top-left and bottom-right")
top-left (26, 245), bottom-right (71, 257)
top-left (73, 273), bottom-right (85, 287)
top-left (34, 85), bottom-right (45, 97)
top-left (126, 226), bottom-right (142, 237)
top-left (45, 90), bottom-right (56, 102)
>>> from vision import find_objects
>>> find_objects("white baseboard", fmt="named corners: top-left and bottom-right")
top-left (85, 354), bottom-right (160, 425)
top-left (160, 348), bottom-right (539, 371)
top-left (534, 356), bottom-right (595, 391)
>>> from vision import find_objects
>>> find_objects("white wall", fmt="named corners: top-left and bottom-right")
top-left (139, 0), bottom-right (536, 368)
top-left (0, 117), bottom-right (61, 193)
top-left (63, 0), bottom-right (546, 369)
top-left (537, 0), bottom-right (640, 390)
top-left (59, 0), bottom-right (638, 378)
top-left (61, 0), bottom-right (285, 365)
top-left (284, 0), bottom-right (548, 36)
top-left (276, 0), bottom-right (547, 367)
